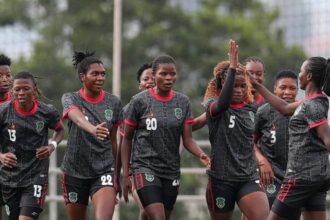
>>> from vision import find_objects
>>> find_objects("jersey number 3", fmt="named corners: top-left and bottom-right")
top-left (228, 115), bottom-right (236, 128)
top-left (146, 118), bottom-right (157, 130)
top-left (8, 129), bottom-right (16, 142)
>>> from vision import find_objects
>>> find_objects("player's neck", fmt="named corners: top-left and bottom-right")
top-left (17, 101), bottom-right (34, 112)
top-left (82, 87), bottom-right (102, 99)
top-left (153, 87), bottom-right (171, 97)
top-left (305, 84), bottom-right (321, 97)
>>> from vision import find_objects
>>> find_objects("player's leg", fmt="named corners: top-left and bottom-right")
top-left (62, 174), bottom-right (89, 220)
top-left (90, 173), bottom-right (117, 220)
top-left (162, 178), bottom-right (179, 220)
top-left (130, 175), bottom-right (148, 220)
top-left (237, 181), bottom-right (269, 220)
top-left (206, 177), bottom-right (236, 220)
top-left (135, 173), bottom-right (165, 220)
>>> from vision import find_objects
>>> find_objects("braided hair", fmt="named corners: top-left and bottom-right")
top-left (305, 57), bottom-right (330, 96)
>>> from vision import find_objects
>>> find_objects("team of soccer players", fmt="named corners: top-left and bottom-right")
top-left (1, 39), bottom-right (330, 220)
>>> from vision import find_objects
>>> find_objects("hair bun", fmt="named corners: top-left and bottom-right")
top-left (72, 51), bottom-right (95, 68)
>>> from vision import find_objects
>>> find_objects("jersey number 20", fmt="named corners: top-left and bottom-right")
top-left (146, 118), bottom-right (157, 130)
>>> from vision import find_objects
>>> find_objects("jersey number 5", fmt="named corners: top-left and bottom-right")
top-left (228, 115), bottom-right (236, 128)
top-left (8, 129), bottom-right (16, 142)
top-left (146, 118), bottom-right (157, 130)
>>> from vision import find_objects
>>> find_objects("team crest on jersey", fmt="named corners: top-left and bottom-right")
top-left (105, 109), bottom-right (113, 121)
top-left (68, 192), bottom-right (78, 203)
top-left (36, 121), bottom-right (44, 133)
top-left (248, 111), bottom-right (255, 123)
top-left (216, 197), bottom-right (226, 209)
top-left (5, 205), bottom-right (10, 216)
top-left (266, 184), bottom-right (276, 194)
top-left (145, 174), bottom-right (154, 182)
top-left (174, 108), bottom-right (182, 119)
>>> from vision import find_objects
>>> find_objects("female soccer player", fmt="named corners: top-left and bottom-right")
top-left (121, 55), bottom-right (210, 220)
top-left (205, 40), bottom-right (269, 220)
top-left (0, 54), bottom-right (13, 220)
top-left (251, 57), bottom-right (330, 220)
top-left (61, 51), bottom-right (122, 220)
top-left (0, 72), bottom-right (64, 220)
top-left (254, 70), bottom-right (298, 207)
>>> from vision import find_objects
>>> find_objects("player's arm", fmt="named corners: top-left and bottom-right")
top-left (192, 113), bottom-right (206, 131)
top-left (121, 124), bottom-right (135, 202)
top-left (250, 82), bottom-right (299, 115)
top-left (36, 123), bottom-right (65, 160)
top-left (315, 123), bottom-right (330, 152)
top-left (67, 109), bottom-right (109, 140)
top-left (182, 123), bottom-right (210, 168)
top-left (254, 143), bottom-right (274, 187)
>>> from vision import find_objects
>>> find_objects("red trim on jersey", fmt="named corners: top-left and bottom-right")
top-left (0, 91), bottom-right (11, 104)
top-left (148, 88), bottom-right (174, 102)
top-left (309, 119), bottom-right (328, 129)
top-left (184, 119), bottom-right (194, 124)
top-left (124, 119), bottom-right (137, 127)
top-left (304, 93), bottom-right (324, 101)
top-left (62, 106), bottom-right (79, 119)
top-left (230, 101), bottom-right (247, 109)
top-left (114, 123), bottom-right (123, 127)
top-left (209, 101), bottom-right (216, 117)
top-left (79, 88), bottom-right (105, 104)
top-left (54, 120), bottom-right (63, 131)
top-left (119, 131), bottom-right (125, 137)
top-left (14, 100), bottom-right (38, 116)
top-left (255, 95), bottom-right (264, 106)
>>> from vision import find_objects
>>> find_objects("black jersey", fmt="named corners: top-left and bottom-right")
top-left (255, 95), bottom-right (266, 107)
top-left (285, 94), bottom-right (330, 181)
top-left (0, 92), bottom-right (11, 105)
top-left (255, 103), bottom-right (290, 180)
top-left (0, 100), bottom-right (61, 187)
top-left (206, 98), bottom-right (259, 181)
top-left (125, 88), bottom-right (193, 180)
top-left (61, 89), bottom-right (123, 179)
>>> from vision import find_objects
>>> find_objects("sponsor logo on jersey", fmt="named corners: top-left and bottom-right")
top-left (145, 174), bottom-right (154, 182)
top-left (105, 109), bottom-right (113, 121)
top-left (68, 192), bottom-right (78, 203)
top-left (266, 184), bottom-right (277, 194)
top-left (174, 108), bottom-right (182, 119)
top-left (172, 179), bottom-right (180, 186)
top-left (5, 205), bottom-right (10, 216)
top-left (36, 121), bottom-right (44, 133)
top-left (249, 111), bottom-right (255, 123)
top-left (216, 197), bottom-right (226, 209)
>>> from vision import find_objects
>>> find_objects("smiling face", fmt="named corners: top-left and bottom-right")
top-left (80, 63), bottom-right (106, 95)
top-left (231, 75), bottom-right (248, 104)
top-left (13, 78), bottom-right (35, 107)
top-left (274, 78), bottom-right (298, 103)
top-left (154, 63), bottom-right (177, 93)
top-left (139, 68), bottom-right (155, 91)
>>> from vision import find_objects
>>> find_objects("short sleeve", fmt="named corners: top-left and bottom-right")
top-left (205, 97), bottom-right (216, 118)
top-left (47, 104), bottom-right (62, 131)
top-left (61, 93), bottom-right (78, 119)
top-left (183, 97), bottom-right (194, 124)
top-left (305, 99), bottom-right (328, 128)
top-left (112, 98), bottom-right (123, 127)
top-left (124, 97), bottom-right (139, 127)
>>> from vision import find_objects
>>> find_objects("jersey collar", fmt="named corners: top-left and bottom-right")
top-left (255, 94), bottom-right (264, 106)
top-left (149, 88), bottom-right (174, 102)
top-left (230, 101), bottom-right (248, 109)
top-left (304, 93), bottom-right (324, 101)
top-left (79, 88), bottom-right (105, 104)
top-left (14, 99), bottom-right (38, 116)
top-left (0, 91), bottom-right (11, 104)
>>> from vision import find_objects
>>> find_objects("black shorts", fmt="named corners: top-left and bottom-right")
top-left (62, 173), bottom-right (115, 205)
top-left (133, 173), bottom-right (179, 210)
top-left (2, 184), bottom-right (48, 220)
top-left (0, 184), bottom-right (4, 206)
top-left (206, 177), bottom-right (264, 213)
top-left (265, 178), bottom-right (282, 207)
top-left (272, 178), bottom-right (330, 220)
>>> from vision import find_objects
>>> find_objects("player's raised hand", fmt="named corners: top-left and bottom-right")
top-left (229, 39), bottom-right (239, 70)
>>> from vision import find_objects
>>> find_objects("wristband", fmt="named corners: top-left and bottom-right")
top-left (49, 140), bottom-right (58, 149)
